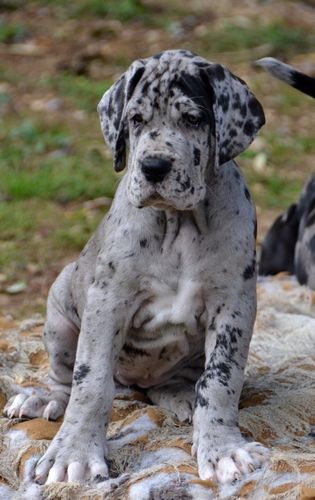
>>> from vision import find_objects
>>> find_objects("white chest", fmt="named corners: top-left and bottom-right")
top-left (133, 277), bottom-right (206, 333)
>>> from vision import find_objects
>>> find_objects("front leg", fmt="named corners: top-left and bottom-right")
top-left (193, 282), bottom-right (269, 483)
top-left (34, 284), bottom-right (125, 484)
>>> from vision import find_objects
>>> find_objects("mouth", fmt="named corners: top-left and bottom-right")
top-left (141, 192), bottom-right (169, 209)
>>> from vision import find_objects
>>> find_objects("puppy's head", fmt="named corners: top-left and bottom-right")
top-left (98, 50), bottom-right (265, 210)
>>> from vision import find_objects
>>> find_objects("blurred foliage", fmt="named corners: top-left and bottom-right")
top-left (0, 117), bottom-right (117, 202)
top-left (0, 17), bottom-right (28, 43)
top-left (201, 21), bottom-right (315, 56)
top-left (45, 74), bottom-right (111, 112)
top-left (0, 199), bottom-right (105, 277)
top-left (74, 0), bottom-right (146, 20)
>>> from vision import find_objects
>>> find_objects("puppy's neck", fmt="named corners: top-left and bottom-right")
top-left (159, 198), bottom-right (210, 251)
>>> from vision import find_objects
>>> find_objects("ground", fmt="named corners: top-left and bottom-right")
top-left (0, 0), bottom-right (315, 318)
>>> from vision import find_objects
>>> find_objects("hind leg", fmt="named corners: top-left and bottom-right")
top-left (5, 264), bottom-right (79, 421)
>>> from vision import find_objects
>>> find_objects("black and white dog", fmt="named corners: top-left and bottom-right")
top-left (256, 58), bottom-right (315, 287)
top-left (5, 50), bottom-right (269, 484)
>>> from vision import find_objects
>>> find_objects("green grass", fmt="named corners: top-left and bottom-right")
top-left (200, 21), bottom-right (315, 56)
top-left (31, 0), bottom-right (149, 21)
top-left (0, 17), bottom-right (28, 43)
top-left (0, 117), bottom-right (118, 202)
top-left (31, 0), bottom-right (192, 25)
top-left (75, 0), bottom-right (146, 20)
top-left (240, 126), bottom-right (315, 209)
top-left (265, 132), bottom-right (315, 166)
top-left (45, 73), bottom-right (111, 112)
top-left (0, 199), bottom-right (105, 280)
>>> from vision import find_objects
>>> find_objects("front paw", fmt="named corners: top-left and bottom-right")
top-left (192, 423), bottom-right (269, 484)
top-left (34, 423), bottom-right (109, 484)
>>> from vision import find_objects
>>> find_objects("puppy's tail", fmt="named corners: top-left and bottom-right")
top-left (255, 57), bottom-right (315, 98)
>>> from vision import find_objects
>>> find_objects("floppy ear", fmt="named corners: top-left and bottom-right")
top-left (201, 64), bottom-right (265, 170)
top-left (97, 60), bottom-right (146, 172)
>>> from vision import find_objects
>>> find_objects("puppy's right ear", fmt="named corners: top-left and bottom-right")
top-left (97, 61), bottom-right (146, 172)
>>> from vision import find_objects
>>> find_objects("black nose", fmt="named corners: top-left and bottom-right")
top-left (141, 157), bottom-right (172, 183)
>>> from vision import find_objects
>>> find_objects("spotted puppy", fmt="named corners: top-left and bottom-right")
top-left (256, 58), bottom-right (315, 286)
top-left (5, 50), bottom-right (268, 484)
top-left (260, 174), bottom-right (315, 288)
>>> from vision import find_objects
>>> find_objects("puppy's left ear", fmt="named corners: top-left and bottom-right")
top-left (201, 64), bottom-right (265, 169)
top-left (97, 60), bottom-right (145, 172)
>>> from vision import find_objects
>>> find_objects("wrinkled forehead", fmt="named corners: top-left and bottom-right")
top-left (129, 51), bottom-right (214, 114)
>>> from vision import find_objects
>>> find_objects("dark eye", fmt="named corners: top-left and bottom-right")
top-left (185, 114), bottom-right (201, 127)
top-left (131, 114), bottom-right (143, 126)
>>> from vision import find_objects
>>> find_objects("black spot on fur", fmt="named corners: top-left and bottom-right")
top-left (225, 324), bottom-right (243, 340)
top-left (240, 103), bottom-right (247, 118)
top-left (141, 78), bottom-right (151, 95)
top-left (193, 147), bottom-right (201, 166)
top-left (218, 93), bottom-right (230, 112)
top-left (296, 257), bottom-right (307, 285)
top-left (195, 393), bottom-right (209, 408)
top-left (243, 120), bottom-right (254, 136)
top-left (108, 261), bottom-right (116, 272)
top-left (216, 333), bottom-right (228, 349)
top-left (181, 176), bottom-right (191, 191)
top-left (212, 64), bottom-right (225, 81)
top-left (309, 234), bottom-right (315, 254)
top-left (203, 361), bottom-right (232, 387)
top-left (243, 259), bottom-right (256, 280)
top-left (244, 187), bottom-right (251, 202)
top-left (73, 363), bottom-right (90, 384)
top-left (149, 130), bottom-right (160, 140)
top-left (174, 71), bottom-right (215, 129)
top-left (253, 219), bottom-right (257, 239)
top-left (140, 238), bottom-right (148, 248)
top-left (248, 97), bottom-right (264, 122)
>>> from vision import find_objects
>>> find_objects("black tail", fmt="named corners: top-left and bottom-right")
top-left (255, 57), bottom-right (315, 99)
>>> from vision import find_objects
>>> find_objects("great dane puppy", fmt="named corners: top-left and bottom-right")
top-left (5, 50), bottom-right (268, 484)
top-left (256, 58), bottom-right (315, 286)
top-left (260, 174), bottom-right (315, 288)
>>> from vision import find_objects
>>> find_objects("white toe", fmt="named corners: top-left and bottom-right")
top-left (46, 464), bottom-right (66, 484)
top-left (67, 461), bottom-right (85, 482)
top-left (90, 461), bottom-right (109, 482)
top-left (233, 448), bottom-right (255, 473)
top-left (217, 457), bottom-right (241, 484)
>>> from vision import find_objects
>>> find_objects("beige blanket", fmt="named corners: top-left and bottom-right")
top-left (0, 275), bottom-right (314, 499)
